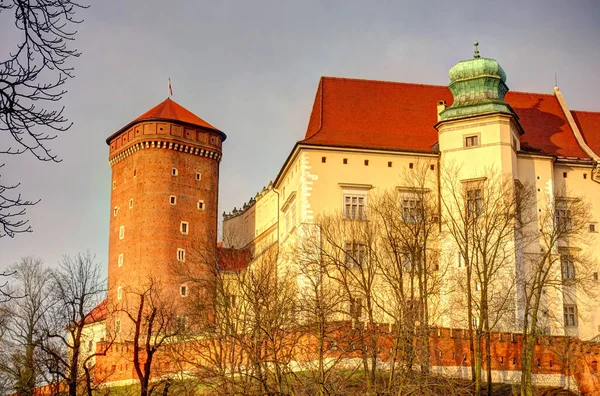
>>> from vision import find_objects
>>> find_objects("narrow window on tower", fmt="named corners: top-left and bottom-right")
top-left (133, 169), bottom-right (137, 178)
top-left (177, 248), bottom-right (186, 262)
top-left (115, 318), bottom-right (121, 335)
top-left (196, 172), bottom-right (201, 181)
top-left (197, 200), bottom-right (205, 210)
top-left (172, 168), bottom-right (178, 176)
top-left (117, 286), bottom-right (123, 301)
top-left (113, 181), bottom-right (116, 190)
top-left (119, 226), bottom-right (125, 240)
top-left (170, 196), bottom-right (176, 205)
top-left (465, 135), bottom-right (480, 148)
top-left (180, 221), bottom-right (189, 235)
top-left (180, 284), bottom-right (188, 297)
top-left (129, 199), bottom-right (133, 209)
top-left (118, 253), bottom-right (123, 267)
top-left (113, 206), bottom-right (119, 217)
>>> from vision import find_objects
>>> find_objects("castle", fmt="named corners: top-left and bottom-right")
top-left (85, 44), bottom-right (600, 392)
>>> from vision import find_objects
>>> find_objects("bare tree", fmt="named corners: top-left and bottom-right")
top-left (368, 161), bottom-right (442, 394)
top-left (294, 223), bottom-right (357, 396)
top-left (121, 277), bottom-right (182, 396)
top-left (314, 213), bottom-right (384, 394)
top-left (0, 166), bottom-right (38, 238)
top-left (0, 0), bottom-right (87, 237)
top-left (41, 251), bottom-right (107, 396)
top-left (440, 166), bottom-right (533, 395)
top-left (0, 256), bottom-right (52, 395)
top-left (519, 191), bottom-right (597, 396)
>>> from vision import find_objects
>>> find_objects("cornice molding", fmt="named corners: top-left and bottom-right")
top-left (108, 140), bottom-right (222, 166)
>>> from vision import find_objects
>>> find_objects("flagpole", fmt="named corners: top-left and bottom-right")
top-left (168, 78), bottom-right (173, 97)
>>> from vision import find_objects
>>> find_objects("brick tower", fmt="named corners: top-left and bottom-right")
top-left (105, 98), bottom-right (225, 337)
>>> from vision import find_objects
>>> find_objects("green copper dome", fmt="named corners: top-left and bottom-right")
top-left (440, 42), bottom-right (516, 121)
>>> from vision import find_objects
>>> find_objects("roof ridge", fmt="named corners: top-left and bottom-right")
top-left (571, 109), bottom-right (600, 115)
top-left (321, 77), bottom-right (570, 99)
top-left (321, 76), bottom-right (448, 89)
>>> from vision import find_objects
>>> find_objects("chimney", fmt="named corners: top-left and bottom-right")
top-left (437, 100), bottom-right (447, 122)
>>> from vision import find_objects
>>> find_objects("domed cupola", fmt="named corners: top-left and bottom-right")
top-left (440, 42), bottom-right (517, 121)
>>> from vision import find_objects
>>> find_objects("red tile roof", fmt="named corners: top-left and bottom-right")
top-left (572, 110), bottom-right (600, 155)
top-left (133, 98), bottom-right (218, 131)
top-left (302, 77), bottom-right (598, 159)
top-left (83, 299), bottom-right (107, 325)
top-left (107, 98), bottom-right (224, 144)
top-left (217, 247), bottom-right (251, 272)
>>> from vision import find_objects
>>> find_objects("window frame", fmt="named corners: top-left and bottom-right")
top-left (561, 255), bottom-right (576, 281)
top-left (345, 242), bottom-right (367, 269)
top-left (177, 248), bottom-right (186, 262)
top-left (180, 221), bottom-right (189, 235)
top-left (563, 305), bottom-right (578, 327)
top-left (464, 134), bottom-right (480, 148)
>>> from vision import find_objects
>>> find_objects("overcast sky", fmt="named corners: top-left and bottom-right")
top-left (1, 0), bottom-right (599, 274)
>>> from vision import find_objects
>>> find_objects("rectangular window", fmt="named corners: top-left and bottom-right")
top-left (129, 198), bottom-right (133, 209)
top-left (176, 316), bottom-right (188, 332)
top-left (119, 225), bottom-right (125, 240)
top-left (113, 206), bottom-right (119, 217)
top-left (180, 284), bottom-right (188, 297)
top-left (180, 221), bottom-right (189, 235)
top-left (345, 242), bottom-right (367, 269)
top-left (388, 161), bottom-right (392, 167)
top-left (402, 198), bottom-right (422, 223)
top-left (117, 286), bottom-right (123, 301)
top-left (170, 196), bottom-right (176, 205)
top-left (196, 172), bottom-right (201, 181)
top-left (465, 135), bottom-right (479, 147)
top-left (285, 203), bottom-right (296, 234)
top-left (197, 200), bottom-right (204, 210)
top-left (118, 253), bottom-right (123, 267)
top-left (563, 305), bottom-right (577, 327)
top-left (466, 188), bottom-right (483, 218)
top-left (561, 255), bottom-right (576, 280)
top-left (343, 158), bottom-right (348, 164)
top-left (349, 297), bottom-right (363, 321)
top-left (555, 208), bottom-right (572, 232)
top-left (172, 168), bottom-right (178, 176)
top-left (321, 156), bottom-right (326, 163)
top-left (344, 194), bottom-right (367, 220)
top-left (590, 224), bottom-right (596, 232)
top-left (364, 159), bottom-right (369, 166)
top-left (177, 248), bottom-right (186, 262)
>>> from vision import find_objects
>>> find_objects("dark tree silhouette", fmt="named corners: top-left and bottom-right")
top-left (0, 0), bottom-right (86, 237)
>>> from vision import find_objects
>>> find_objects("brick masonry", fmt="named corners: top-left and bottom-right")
top-left (107, 120), bottom-right (222, 337)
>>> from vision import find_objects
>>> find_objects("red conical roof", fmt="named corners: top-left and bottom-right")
top-left (107, 98), bottom-right (225, 144)
top-left (134, 98), bottom-right (218, 130)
